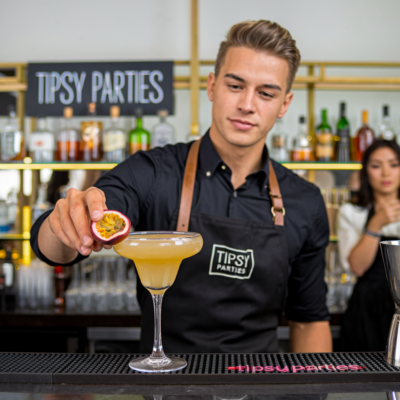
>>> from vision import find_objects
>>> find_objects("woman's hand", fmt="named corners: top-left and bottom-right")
top-left (368, 199), bottom-right (400, 232)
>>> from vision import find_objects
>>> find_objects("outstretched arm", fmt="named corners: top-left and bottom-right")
top-left (288, 320), bottom-right (332, 353)
top-left (38, 187), bottom-right (109, 264)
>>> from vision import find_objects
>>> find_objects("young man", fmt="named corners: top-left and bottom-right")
top-left (32, 20), bottom-right (332, 353)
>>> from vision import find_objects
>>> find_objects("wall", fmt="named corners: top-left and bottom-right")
top-left (0, 0), bottom-right (400, 196)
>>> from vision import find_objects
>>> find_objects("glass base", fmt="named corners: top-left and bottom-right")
top-left (129, 355), bottom-right (187, 373)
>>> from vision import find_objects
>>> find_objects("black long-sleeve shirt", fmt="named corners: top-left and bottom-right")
top-left (31, 130), bottom-right (330, 322)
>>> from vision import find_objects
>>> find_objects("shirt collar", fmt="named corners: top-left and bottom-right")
top-left (198, 129), bottom-right (270, 189)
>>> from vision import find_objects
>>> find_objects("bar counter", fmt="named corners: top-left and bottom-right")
top-left (0, 352), bottom-right (400, 399)
top-left (1, 381), bottom-right (400, 399)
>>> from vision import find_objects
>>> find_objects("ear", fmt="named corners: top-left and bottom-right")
top-left (207, 72), bottom-right (216, 102)
top-left (277, 91), bottom-right (294, 119)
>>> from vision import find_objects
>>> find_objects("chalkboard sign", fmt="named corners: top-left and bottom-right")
top-left (26, 61), bottom-right (174, 116)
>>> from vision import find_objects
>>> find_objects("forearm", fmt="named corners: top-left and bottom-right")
top-left (288, 320), bottom-right (332, 353)
top-left (348, 220), bottom-right (381, 277)
top-left (38, 216), bottom-right (78, 264)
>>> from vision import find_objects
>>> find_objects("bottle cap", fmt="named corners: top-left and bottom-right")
top-left (157, 109), bottom-right (168, 117)
top-left (63, 107), bottom-right (73, 119)
top-left (340, 102), bottom-right (346, 112)
top-left (88, 102), bottom-right (97, 115)
top-left (383, 105), bottom-right (389, 117)
top-left (362, 110), bottom-right (369, 124)
top-left (135, 108), bottom-right (143, 118)
top-left (110, 106), bottom-right (120, 118)
top-left (299, 116), bottom-right (306, 124)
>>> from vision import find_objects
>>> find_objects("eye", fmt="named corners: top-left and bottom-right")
top-left (391, 163), bottom-right (400, 167)
top-left (370, 164), bottom-right (380, 168)
top-left (228, 84), bottom-right (242, 90)
top-left (260, 91), bottom-right (274, 98)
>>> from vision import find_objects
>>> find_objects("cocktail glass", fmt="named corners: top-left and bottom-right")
top-left (113, 231), bottom-right (203, 372)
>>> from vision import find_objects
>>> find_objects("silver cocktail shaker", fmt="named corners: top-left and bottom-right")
top-left (380, 240), bottom-right (400, 366)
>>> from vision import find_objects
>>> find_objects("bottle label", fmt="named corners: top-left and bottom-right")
top-left (3, 263), bottom-right (13, 287)
top-left (104, 133), bottom-right (126, 152)
top-left (2, 133), bottom-right (21, 160)
top-left (130, 143), bottom-right (150, 155)
top-left (30, 133), bottom-right (54, 151)
top-left (272, 135), bottom-right (286, 149)
top-left (153, 126), bottom-right (173, 147)
top-left (337, 128), bottom-right (350, 141)
top-left (81, 122), bottom-right (102, 141)
top-left (316, 145), bottom-right (333, 158)
top-left (316, 132), bottom-right (333, 158)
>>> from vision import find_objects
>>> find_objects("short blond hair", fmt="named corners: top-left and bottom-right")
top-left (215, 20), bottom-right (301, 92)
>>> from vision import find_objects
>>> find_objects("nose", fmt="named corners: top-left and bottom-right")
top-left (382, 163), bottom-right (391, 177)
top-left (237, 90), bottom-right (256, 114)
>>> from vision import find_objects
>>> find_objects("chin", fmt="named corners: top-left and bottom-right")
top-left (377, 186), bottom-right (397, 195)
top-left (223, 130), bottom-right (263, 148)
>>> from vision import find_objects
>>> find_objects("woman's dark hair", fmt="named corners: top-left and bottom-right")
top-left (356, 139), bottom-right (400, 207)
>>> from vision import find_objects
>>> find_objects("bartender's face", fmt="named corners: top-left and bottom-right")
top-left (367, 147), bottom-right (400, 196)
top-left (207, 46), bottom-right (293, 148)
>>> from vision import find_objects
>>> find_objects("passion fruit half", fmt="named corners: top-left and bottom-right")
top-left (90, 210), bottom-right (131, 245)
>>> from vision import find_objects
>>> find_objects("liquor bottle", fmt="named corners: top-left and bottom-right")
top-left (56, 107), bottom-right (79, 162)
top-left (0, 105), bottom-right (24, 162)
top-left (336, 102), bottom-right (350, 162)
top-left (316, 109), bottom-right (334, 161)
top-left (291, 116), bottom-right (312, 161)
top-left (269, 118), bottom-right (288, 161)
top-left (379, 105), bottom-right (396, 141)
top-left (54, 266), bottom-right (65, 308)
top-left (79, 103), bottom-right (102, 161)
top-left (31, 183), bottom-right (51, 225)
top-left (355, 110), bottom-right (375, 162)
top-left (129, 108), bottom-right (151, 155)
top-left (0, 247), bottom-right (16, 311)
top-left (152, 109), bottom-right (174, 148)
top-left (103, 106), bottom-right (127, 162)
top-left (0, 201), bottom-right (9, 233)
top-left (29, 117), bottom-right (54, 162)
top-left (6, 189), bottom-right (19, 232)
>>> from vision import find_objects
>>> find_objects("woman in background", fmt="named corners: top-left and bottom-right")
top-left (339, 139), bottom-right (400, 351)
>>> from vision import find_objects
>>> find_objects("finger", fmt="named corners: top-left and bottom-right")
top-left (103, 244), bottom-right (112, 250)
top-left (48, 211), bottom-right (76, 250)
top-left (91, 240), bottom-right (103, 252)
top-left (57, 199), bottom-right (92, 256)
top-left (68, 194), bottom-right (94, 249)
top-left (85, 187), bottom-right (107, 222)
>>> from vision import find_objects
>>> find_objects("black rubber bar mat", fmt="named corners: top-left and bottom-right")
top-left (0, 352), bottom-right (400, 384)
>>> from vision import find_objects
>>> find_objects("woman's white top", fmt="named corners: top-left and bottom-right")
top-left (337, 203), bottom-right (400, 272)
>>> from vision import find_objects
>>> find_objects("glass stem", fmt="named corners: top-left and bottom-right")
top-left (150, 294), bottom-right (165, 359)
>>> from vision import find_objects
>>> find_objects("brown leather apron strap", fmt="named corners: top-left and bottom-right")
top-left (268, 160), bottom-right (285, 226)
top-left (176, 140), bottom-right (284, 230)
top-left (176, 138), bottom-right (202, 231)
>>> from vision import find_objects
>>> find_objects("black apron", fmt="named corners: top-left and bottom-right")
top-left (138, 139), bottom-right (289, 353)
top-left (341, 207), bottom-right (396, 352)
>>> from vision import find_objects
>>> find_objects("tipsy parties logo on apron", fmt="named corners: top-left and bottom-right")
top-left (209, 244), bottom-right (255, 280)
